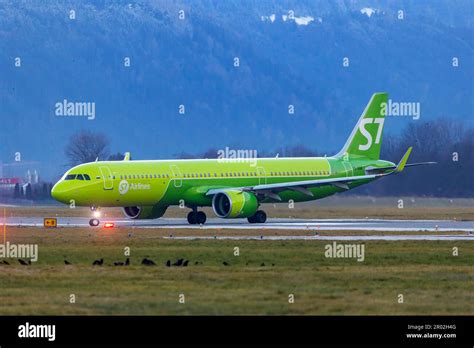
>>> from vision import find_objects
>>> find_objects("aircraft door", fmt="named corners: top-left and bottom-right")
top-left (99, 166), bottom-right (113, 190)
top-left (170, 164), bottom-right (182, 188)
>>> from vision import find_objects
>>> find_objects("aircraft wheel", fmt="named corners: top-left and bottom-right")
top-left (248, 210), bottom-right (266, 224)
top-left (187, 211), bottom-right (197, 225)
top-left (196, 211), bottom-right (207, 224)
top-left (89, 218), bottom-right (100, 227)
top-left (254, 210), bottom-right (267, 223)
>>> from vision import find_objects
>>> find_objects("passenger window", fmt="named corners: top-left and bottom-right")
top-left (65, 174), bottom-right (76, 180)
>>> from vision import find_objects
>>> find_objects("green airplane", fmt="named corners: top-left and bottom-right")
top-left (51, 93), bottom-right (435, 226)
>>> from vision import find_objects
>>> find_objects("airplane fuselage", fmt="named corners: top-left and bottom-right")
top-left (51, 156), bottom-right (393, 208)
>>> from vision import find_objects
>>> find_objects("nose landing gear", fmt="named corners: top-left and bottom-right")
top-left (89, 206), bottom-right (101, 227)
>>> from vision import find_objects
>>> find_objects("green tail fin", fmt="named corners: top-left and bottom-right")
top-left (337, 92), bottom-right (388, 160)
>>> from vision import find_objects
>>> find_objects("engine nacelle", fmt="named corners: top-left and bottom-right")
top-left (212, 191), bottom-right (258, 218)
top-left (122, 205), bottom-right (167, 219)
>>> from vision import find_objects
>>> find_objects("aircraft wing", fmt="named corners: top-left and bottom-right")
top-left (206, 174), bottom-right (378, 201)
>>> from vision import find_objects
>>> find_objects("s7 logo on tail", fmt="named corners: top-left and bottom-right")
top-left (358, 118), bottom-right (384, 151)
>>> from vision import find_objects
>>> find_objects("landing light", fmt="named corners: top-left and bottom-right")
top-left (104, 222), bottom-right (115, 229)
top-left (93, 211), bottom-right (101, 218)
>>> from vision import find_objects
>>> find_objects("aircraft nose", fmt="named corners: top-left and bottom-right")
top-left (51, 182), bottom-right (67, 203)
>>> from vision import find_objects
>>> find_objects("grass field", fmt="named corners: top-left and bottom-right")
top-left (0, 226), bottom-right (472, 315)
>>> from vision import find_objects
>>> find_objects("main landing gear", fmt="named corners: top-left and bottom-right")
top-left (247, 210), bottom-right (267, 224)
top-left (89, 206), bottom-right (100, 227)
top-left (187, 209), bottom-right (207, 225)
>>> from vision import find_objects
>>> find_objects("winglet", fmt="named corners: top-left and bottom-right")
top-left (124, 152), bottom-right (131, 161)
top-left (396, 147), bottom-right (412, 173)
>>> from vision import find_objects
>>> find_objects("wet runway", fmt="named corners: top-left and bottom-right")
top-left (5, 216), bottom-right (474, 232)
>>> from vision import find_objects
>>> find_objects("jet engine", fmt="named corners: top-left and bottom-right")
top-left (212, 191), bottom-right (258, 218)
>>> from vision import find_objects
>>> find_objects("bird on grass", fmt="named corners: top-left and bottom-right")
top-left (125, 258), bottom-right (130, 266)
top-left (260, 263), bottom-right (265, 267)
top-left (64, 260), bottom-right (72, 265)
top-left (113, 261), bottom-right (124, 266)
top-left (173, 258), bottom-right (184, 266)
top-left (92, 258), bottom-right (104, 266)
top-left (141, 258), bottom-right (156, 266)
top-left (223, 261), bottom-right (229, 266)
top-left (166, 260), bottom-right (171, 267)
top-left (183, 260), bottom-right (189, 267)
top-left (18, 259), bottom-right (30, 266)
top-left (1, 260), bottom-right (10, 265)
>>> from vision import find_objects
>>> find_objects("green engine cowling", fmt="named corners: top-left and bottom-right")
top-left (122, 205), bottom-right (167, 219)
top-left (212, 191), bottom-right (258, 218)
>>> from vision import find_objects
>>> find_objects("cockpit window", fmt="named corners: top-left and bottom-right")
top-left (64, 174), bottom-right (91, 181)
